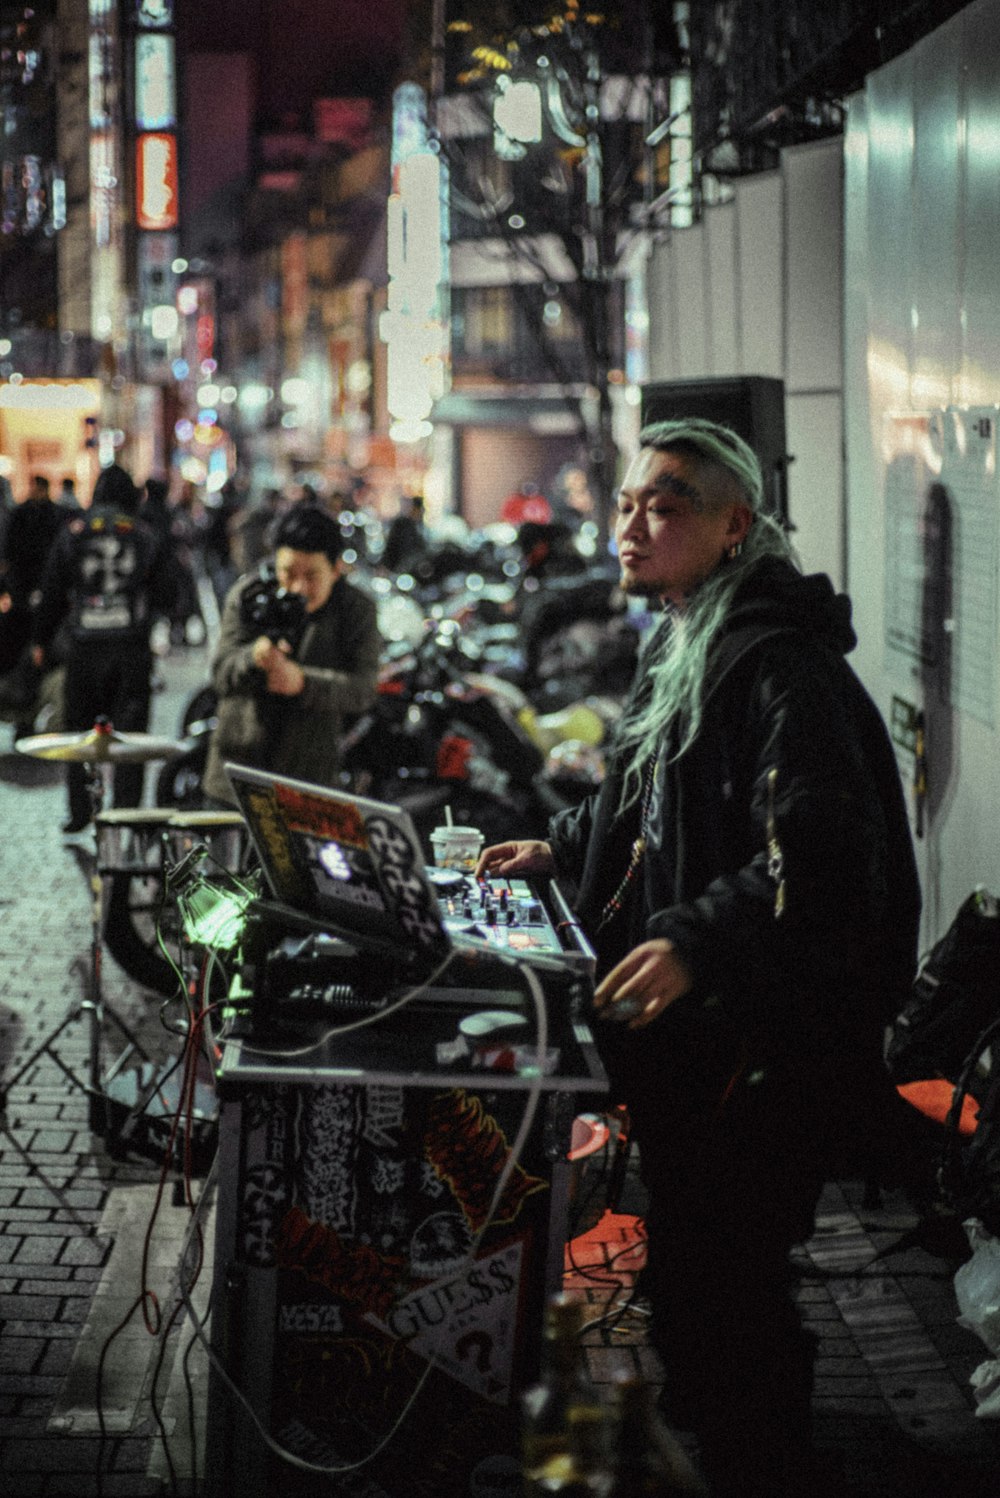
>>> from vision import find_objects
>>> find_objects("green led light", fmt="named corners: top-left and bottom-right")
top-left (177, 879), bottom-right (252, 951)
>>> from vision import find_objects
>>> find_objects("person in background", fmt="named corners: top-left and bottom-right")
top-left (500, 483), bottom-right (552, 527)
top-left (476, 418), bottom-right (921, 1498)
top-left (58, 476), bottom-right (83, 513)
top-left (31, 463), bottom-right (175, 832)
top-left (381, 494), bottom-right (428, 573)
top-left (0, 474), bottom-right (66, 673)
top-left (168, 480), bottom-right (208, 645)
top-left (0, 474), bottom-right (12, 587)
top-left (138, 475), bottom-right (171, 543)
top-left (549, 461), bottom-right (596, 530)
top-left (229, 487), bottom-right (286, 575)
top-left (203, 504), bottom-right (381, 806)
top-left (139, 476), bottom-right (184, 666)
top-left (202, 477), bottom-right (244, 607)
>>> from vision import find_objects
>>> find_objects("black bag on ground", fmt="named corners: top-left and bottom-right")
top-left (886, 889), bottom-right (1000, 1088)
top-left (940, 1015), bottom-right (1000, 1235)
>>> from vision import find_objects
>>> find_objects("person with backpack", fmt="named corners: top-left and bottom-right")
top-left (476, 418), bottom-right (922, 1498)
top-left (30, 462), bottom-right (175, 832)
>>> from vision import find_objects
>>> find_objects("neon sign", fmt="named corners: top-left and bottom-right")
top-left (136, 133), bottom-right (178, 229)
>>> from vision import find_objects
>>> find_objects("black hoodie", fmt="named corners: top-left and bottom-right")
top-left (548, 557), bottom-right (921, 1157)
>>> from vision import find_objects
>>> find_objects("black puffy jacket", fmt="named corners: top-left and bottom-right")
top-left (548, 558), bottom-right (921, 1145)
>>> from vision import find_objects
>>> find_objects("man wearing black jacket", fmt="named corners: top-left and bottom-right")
top-left (477, 419), bottom-right (921, 1498)
top-left (0, 474), bottom-right (66, 672)
top-left (32, 462), bottom-right (174, 832)
top-left (202, 504), bottom-right (380, 806)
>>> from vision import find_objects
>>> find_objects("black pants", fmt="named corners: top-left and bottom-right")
top-left (62, 642), bottom-right (153, 823)
top-left (629, 1076), bottom-right (826, 1498)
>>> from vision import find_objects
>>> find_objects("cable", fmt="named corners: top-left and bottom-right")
top-left (565, 1135), bottom-right (613, 1243)
top-left (152, 866), bottom-right (189, 1003)
top-left (567, 1210), bottom-right (650, 1290)
top-left (95, 1288), bottom-right (153, 1498)
top-left (236, 945), bottom-right (461, 1058)
top-left (181, 1289), bottom-right (212, 1490)
top-left (93, 1001), bottom-right (210, 1491)
top-left (145, 972), bottom-right (219, 1490)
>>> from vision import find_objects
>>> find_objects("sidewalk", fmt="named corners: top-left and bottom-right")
top-left (0, 641), bottom-right (211, 1497)
top-left (1, 643), bottom-right (999, 1495)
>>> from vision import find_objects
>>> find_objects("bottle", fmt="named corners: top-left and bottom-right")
top-left (521, 1292), bottom-right (608, 1496)
top-left (605, 1376), bottom-right (707, 1497)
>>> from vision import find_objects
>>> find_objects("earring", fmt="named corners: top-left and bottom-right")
top-left (727, 540), bottom-right (744, 560)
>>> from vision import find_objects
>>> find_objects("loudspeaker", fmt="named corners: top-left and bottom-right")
top-left (640, 376), bottom-right (790, 524)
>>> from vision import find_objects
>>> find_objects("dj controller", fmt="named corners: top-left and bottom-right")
top-left (429, 869), bottom-right (570, 959)
top-left (236, 871), bottom-right (593, 1042)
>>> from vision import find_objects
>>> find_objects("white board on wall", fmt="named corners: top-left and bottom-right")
top-left (883, 407), bottom-right (1000, 729)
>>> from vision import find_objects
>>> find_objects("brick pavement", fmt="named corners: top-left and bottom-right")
top-left (0, 643), bottom-right (209, 1497)
top-left (1, 643), bottom-right (999, 1495)
top-left (568, 1181), bottom-right (1000, 1497)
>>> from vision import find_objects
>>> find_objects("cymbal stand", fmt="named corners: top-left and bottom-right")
top-left (0, 758), bottom-right (153, 1139)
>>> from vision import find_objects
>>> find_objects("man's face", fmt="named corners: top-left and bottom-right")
top-left (614, 447), bottom-right (752, 606)
top-left (274, 546), bottom-right (341, 613)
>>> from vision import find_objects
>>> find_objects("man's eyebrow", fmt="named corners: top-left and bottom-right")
top-left (616, 471), bottom-right (702, 505)
top-left (651, 473), bottom-right (699, 501)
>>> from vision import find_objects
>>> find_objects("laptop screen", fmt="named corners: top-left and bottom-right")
top-left (224, 763), bottom-right (451, 964)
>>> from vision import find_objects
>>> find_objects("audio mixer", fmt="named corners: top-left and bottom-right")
top-left (429, 869), bottom-right (573, 961)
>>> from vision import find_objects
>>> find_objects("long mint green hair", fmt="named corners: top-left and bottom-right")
top-left (614, 419), bottom-right (797, 809)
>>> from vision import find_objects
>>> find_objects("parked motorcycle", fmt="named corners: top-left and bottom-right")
top-left (103, 540), bottom-right (641, 994)
top-left (337, 617), bottom-right (579, 846)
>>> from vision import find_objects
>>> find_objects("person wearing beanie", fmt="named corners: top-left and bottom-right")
top-left (31, 462), bottom-right (176, 832)
top-left (476, 418), bottom-right (921, 1498)
top-left (202, 502), bottom-right (381, 805)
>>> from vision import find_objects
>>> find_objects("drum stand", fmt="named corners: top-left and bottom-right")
top-left (0, 760), bottom-right (154, 1140)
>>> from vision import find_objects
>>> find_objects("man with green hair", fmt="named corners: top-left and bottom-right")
top-left (477, 418), bottom-right (921, 1497)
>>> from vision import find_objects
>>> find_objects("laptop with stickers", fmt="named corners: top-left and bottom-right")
top-left (224, 763), bottom-right (587, 977)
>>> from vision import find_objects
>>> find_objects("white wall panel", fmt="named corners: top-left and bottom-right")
top-left (784, 141), bottom-right (843, 393)
top-left (735, 173), bottom-right (784, 378)
top-left (910, 29), bottom-right (964, 408)
top-left (643, 152), bottom-right (842, 582)
top-left (646, 236), bottom-right (681, 381)
top-left (786, 393), bottom-right (844, 585)
top-left (672, 224), bottom-right (710, 377)
top-left (843, 95), bottom-right (875, 606)
top-left (844, 0), bottom-right (1000, 942)
top-left (863, 55), bottom-right (917, 415)
top-left (703, 202), bottom-right (740, 374)
top-left (958, 3), bottom-right (1000, 407)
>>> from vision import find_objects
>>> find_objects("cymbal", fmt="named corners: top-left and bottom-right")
top-left (16, 727), bottom-right (186, 764)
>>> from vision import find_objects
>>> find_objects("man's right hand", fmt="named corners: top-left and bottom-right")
top-left (475, 840), bottom-right (555, 880)
top-left (251, 634), bottom-right (278, 669)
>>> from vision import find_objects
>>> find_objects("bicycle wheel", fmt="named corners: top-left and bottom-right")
top-left (103, 869), bottom-right (184, 996)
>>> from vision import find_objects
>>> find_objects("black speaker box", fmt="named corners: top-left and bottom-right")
top-left (640, 376), bottom-right (790, 523)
